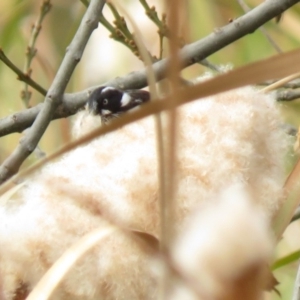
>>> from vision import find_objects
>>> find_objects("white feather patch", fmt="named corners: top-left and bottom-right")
top-left (102, 109), bottom-right (112, 115)
top-left (102, 86), bottom-right (115, 93)
top-left (121, 93), bottom-right (131, 107)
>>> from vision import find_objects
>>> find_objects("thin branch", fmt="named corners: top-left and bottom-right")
top-left (21, 1), bottom-right (52, 159)
top-left (139, 0), bottom-right (220, 70)
top-left (21, 0), bottom-right (52, 106)
top-left (0, 0), bottom-right (298, 138)
top-left (83, 0), bottom-right (220, 69)
top-left (0, 0), bottom-right (106, 184)
top-left (261, 71), bottom-right (300, 92)
top-left (0, 49), bottom-right (47, 96)
top-left (237, 0), bottom-right (282, 53)
top-left (81, 0), bottom-right (145, 59)
top-left (260, 79), bottom-right (300, 89)
top-left (276, 89), bottom-right (300, 101)
top-left (139, 0), bottom-right (168, 60)
top-left (139, 0), bottom-right (169, 38)
top-left (107, 3), bottom-right (132, 40)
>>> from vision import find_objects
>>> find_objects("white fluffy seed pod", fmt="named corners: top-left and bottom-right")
top-left (0, 85), bottom-right (289, 299)
top-left (170, 183), bottom-right (273, 300)
top-left (0, 189), bottom-right (158, 300)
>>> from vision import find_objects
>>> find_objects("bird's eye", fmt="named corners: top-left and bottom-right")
top-left (103, 99), bottom-right (109, 105)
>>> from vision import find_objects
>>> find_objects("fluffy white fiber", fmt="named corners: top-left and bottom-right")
top-left (0, 85), bottom-right (289, 299)
top-left (170, 183), bottom-right (273, 300)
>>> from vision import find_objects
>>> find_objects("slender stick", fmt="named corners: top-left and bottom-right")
top-left (0, 0), bottom-right (106, 184)
top-left (0, 49), bottom-right (47, 96)
top-left (21, 0), bottom-right (52, 106)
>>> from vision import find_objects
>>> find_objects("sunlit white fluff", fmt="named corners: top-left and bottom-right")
top-left (0, 84), bottom-right (289, 299)
top-left (170, 183), bottom-right (273, 300)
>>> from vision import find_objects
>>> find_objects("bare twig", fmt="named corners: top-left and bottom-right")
top-left (237, 0), bottom-right (282, 53)
top-left (261, 71), bottom-right (300, 93)
top-left (276, 89), bottom-right (300, 101)
top-left (83, 0), bottom-right (220, 69)
top-left (139, 0), bottom-right (220, 71)
top-left (21, 0), bottom-right (52, 159)
top-left (0, 49), bottom-right (47, 96)
top-left (107, 2), bottom-right (145, 59)
top-left (0, 0), bottom-right (298, 138)
top-left (139, 0), bottom-right (169, 38)
top-left (81, 0), bottom-right (148, 59)
top-left (0, 0), bottom-right (106, 184)
top-left (260, 79), bottom-right (300, 89)
top-left (21, 0), bottom-right (52, 106)
top-left (139, 0), bottom-right (169, 60)
top-left (139, 0), bottom-right (167, 59)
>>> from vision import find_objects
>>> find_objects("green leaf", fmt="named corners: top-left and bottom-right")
top-left (272, 250), bottom-right (300, 270)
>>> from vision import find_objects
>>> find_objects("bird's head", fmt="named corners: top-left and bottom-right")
top-left (87, 86), bottom-right (150, 122)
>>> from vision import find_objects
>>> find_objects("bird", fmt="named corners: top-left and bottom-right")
top-left (87, 86), bottom-right (150, 123)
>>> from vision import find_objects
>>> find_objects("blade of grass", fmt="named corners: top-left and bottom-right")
top-left (26, 226), bottom-right (117, 300)
top-left (272, 250), bottom-right (300, 270)
top-left (111, 0), bottom-right (167, 254)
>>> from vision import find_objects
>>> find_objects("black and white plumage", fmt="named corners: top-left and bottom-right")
top-left (87, 86), bottom-right (150, 122)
